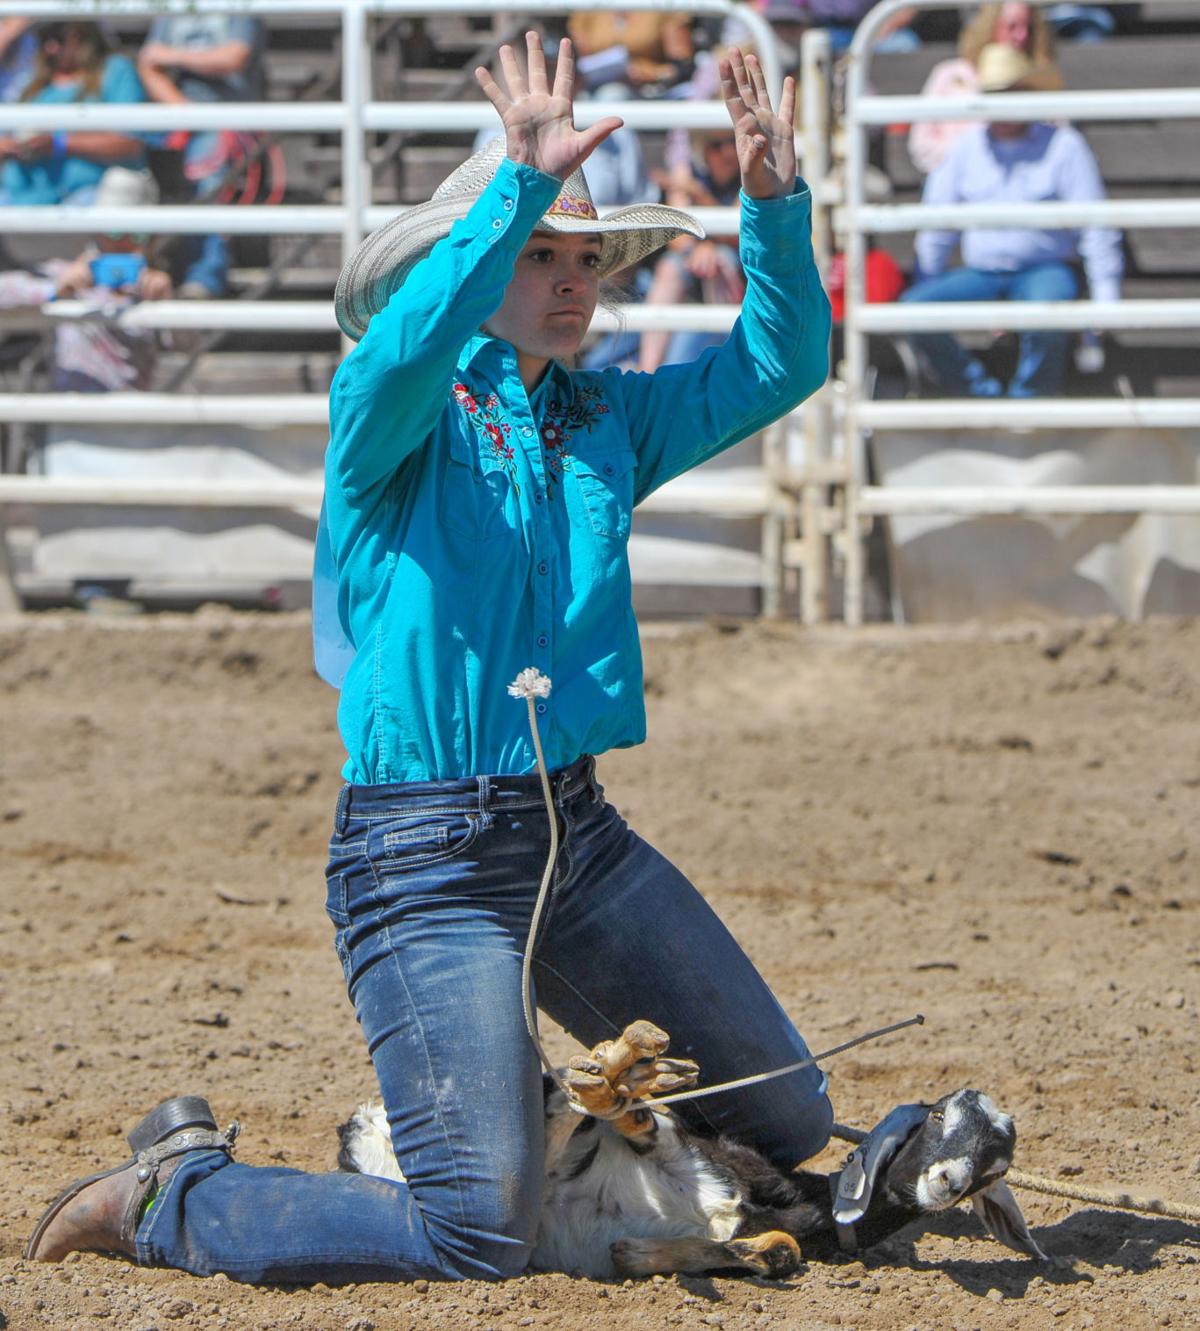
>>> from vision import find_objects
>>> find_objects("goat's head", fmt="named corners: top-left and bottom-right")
top-left (832, 1089), bottom-right (1047, 1260)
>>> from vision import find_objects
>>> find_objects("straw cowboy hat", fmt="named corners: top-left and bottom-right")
top-left (335, 136), bottom-right (705, 341)
top-left (975, 43), bottom-right (1061, 94)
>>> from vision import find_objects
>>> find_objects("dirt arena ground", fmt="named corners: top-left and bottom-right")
top-left (1, 611), bottom-right (1197, 1331)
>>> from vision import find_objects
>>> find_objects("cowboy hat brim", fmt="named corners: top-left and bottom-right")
top-left (334, 190), bottom-right (704, 342)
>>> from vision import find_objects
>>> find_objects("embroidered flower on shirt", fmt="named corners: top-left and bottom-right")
top-left (453, 379), bottom-right (519, 493)
top-left (452, 382), bottom-right (479, 414)
top-left (540, 385), bottom-right (610, 499)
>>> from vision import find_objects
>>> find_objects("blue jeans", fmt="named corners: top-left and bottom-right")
top-left (135, 757), bottom-right (832, 1283)
top-left (900, 261), bottom-right (1079, 397)
top-left (183, 131), bottom-right (230, 296)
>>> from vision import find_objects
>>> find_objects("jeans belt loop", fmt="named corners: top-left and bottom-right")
top-left (334, 782), bottom-right (352, 835)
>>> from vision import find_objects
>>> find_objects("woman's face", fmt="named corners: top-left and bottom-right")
top-left (993, 3), bottom-right (1033, 52)
top-left (487, 231), bottom-right (602, 379)
top-left (40, 24), bottom-right (89, 76)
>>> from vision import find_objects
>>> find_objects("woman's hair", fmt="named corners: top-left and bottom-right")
top-left (21, 21), bottom-right (112, 103)
top-left (958, 3), bottom-right (1056, 66)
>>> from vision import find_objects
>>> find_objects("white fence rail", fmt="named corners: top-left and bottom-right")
top-left (836, 0), bottom-right (1200, 624)
top-left (3, 0), bottom-right (1200, 621)
top-left (0, 0), bottom-right (806, 612)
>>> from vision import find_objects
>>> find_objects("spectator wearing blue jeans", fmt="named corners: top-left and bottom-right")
top-left (138, 14), bottom-right (265, 297)
top-left (900, 44), bottom-right (1122, 398)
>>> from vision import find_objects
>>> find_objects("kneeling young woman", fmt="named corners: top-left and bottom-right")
top-left (28, 32), bottom-right (832, 1283)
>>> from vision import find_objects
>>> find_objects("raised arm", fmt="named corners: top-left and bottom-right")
top-left (328, 33), bottom-right (622, 501)
top-left (616, 49), bottom-right (830, 496)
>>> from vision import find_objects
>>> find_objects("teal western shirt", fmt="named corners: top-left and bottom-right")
top-left (325, 158), bottom-right (830, 783)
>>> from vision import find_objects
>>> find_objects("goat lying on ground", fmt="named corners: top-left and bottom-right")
top-left (338, 1021), bottom-right (1047, 1279)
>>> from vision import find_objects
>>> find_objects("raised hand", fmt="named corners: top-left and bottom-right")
top-left (474, 31), bottom-right (622, 182)
top-left (719, 48), bottom-right (797, 200)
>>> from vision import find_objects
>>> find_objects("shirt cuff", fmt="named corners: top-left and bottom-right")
top-left (738, 179), bottom-right (814, 271)
top-left (471, 157), bottom-right (563, 260)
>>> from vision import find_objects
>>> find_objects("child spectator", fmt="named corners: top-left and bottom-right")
top-left (0, 22), bottom-right (146, 206)
top-left (0, 166), bottom-right (170, 392)
top-left (638, 124), bottom-right (744, 371)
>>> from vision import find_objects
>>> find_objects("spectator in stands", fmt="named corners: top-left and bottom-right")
top-left (908, 2), bottom-right (1061, 175)
top-left (899, 44), bottom-right (1122, 398)
top-left (0, 166), bottom-right (170, 391)
top-left (567, 9), bottom-right (696, 98)
top-left (137, 13), bottom-right (266, 297)
top-left (0, 17), bottom-right (36, 103)
top-left (0, 21), bottom-right (146, 206)
top-left (639, 120), bottom-right (745, 371)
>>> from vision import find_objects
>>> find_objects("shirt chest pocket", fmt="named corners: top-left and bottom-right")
top-left (439, 430), bottom-right (516, 542)
top-left (573, 445), bottom-right (637, 540)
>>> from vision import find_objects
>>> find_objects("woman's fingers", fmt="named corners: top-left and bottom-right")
top-left (551, 35), bottom-right (575, 102)
top-left (778, 75), bottom-right (796, 134)
top-left (746, 52), bottom-right (770, 107)
top-left (525, 30), bottom-right (549, 95)
top-left (727, 47), bottom-right (758, 110)
top-left (498, 41), bottom-right (527, 99)
top-left (474, 64), bottom-right (511, 114)
top-left (574, 114), bottom-right (624, 163)
top-left (718, 57), bottom-right (749, 124)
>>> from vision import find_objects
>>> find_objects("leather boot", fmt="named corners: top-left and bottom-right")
top-left (26, 1096), bottom-right (235, 1262)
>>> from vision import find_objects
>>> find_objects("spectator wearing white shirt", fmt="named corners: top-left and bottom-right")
top-left (899, 44), bottom-right (1122, 398)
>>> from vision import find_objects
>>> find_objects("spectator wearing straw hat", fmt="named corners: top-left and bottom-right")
top-left (898, 43), bottom-right (1122, 398)
top-left (27, 31), bottom-right (833, 1285)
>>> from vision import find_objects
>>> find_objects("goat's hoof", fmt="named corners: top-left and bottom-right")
top-left (564, 1065), bottom-right (625, 1118)
top-left (724, 1231), bottom-right (804, 1280)
top-left (591, 1022), bottom-right (670, 1085)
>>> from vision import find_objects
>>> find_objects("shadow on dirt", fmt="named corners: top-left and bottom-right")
top-left (869, 1206), bottom-right (1200, 1299)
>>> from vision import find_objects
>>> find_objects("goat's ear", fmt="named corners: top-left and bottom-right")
top-left (832, 1102), bottom-right (930, 1225)
top-left (971, 1179), bottom-right (1049, 1261)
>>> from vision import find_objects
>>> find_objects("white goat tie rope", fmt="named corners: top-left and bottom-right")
top-left (508, 669), bottom-right (923, 1112)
